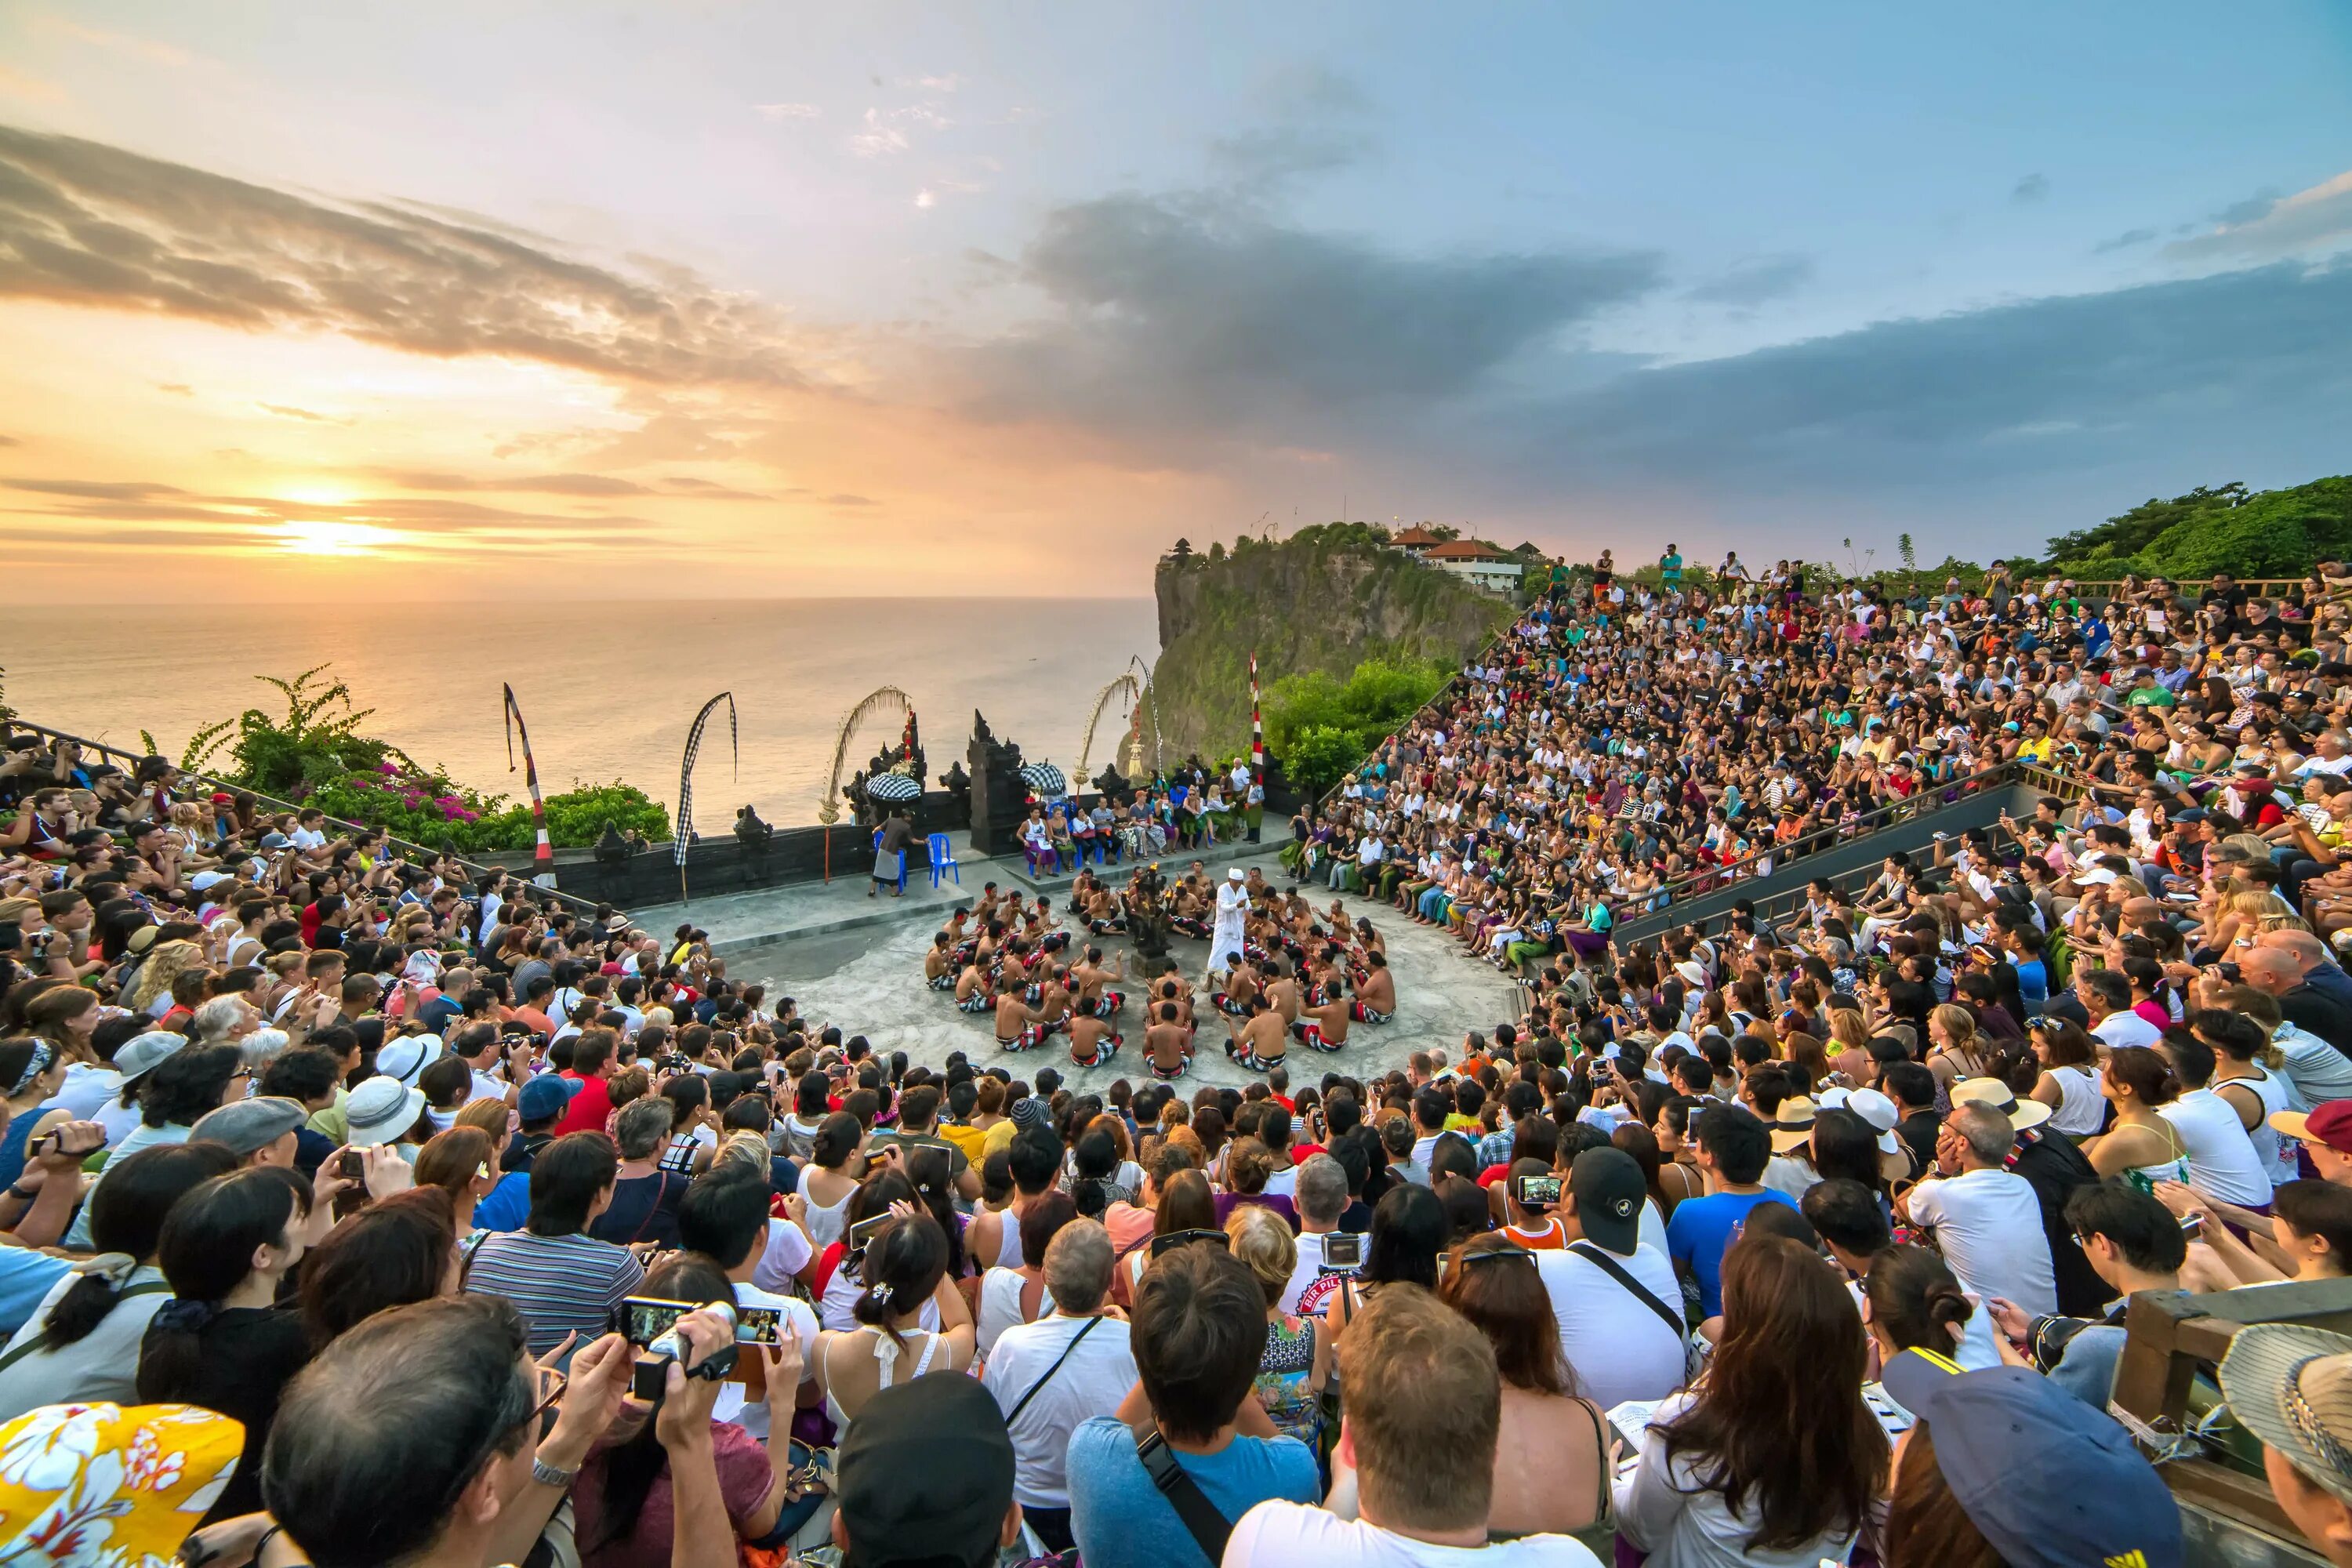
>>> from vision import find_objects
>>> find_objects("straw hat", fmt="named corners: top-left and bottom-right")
top-left (1951, 1076), bottom-right (2053, 1131)
top-left (1768, 1095), bottom-right (1819, 1153)
top-left (2219, 1323), bottom-right (2352, 1506)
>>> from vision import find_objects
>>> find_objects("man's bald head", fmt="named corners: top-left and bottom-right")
top-left (2239, 948), bottom-right (2300, 996)
top-left (2260, 928), bottom-right (2331, 975)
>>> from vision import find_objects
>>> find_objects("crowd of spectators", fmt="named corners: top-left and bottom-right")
top-left (7, 549), bottom-right (2352, 1566)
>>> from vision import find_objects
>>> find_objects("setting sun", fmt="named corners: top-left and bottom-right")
top-left (274, 519), bottom-right (397, 556)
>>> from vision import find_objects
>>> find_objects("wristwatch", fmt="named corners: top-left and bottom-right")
top-left (530, 1457), bottom-right (579, 1490)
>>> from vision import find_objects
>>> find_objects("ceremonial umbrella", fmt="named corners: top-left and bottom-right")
top-left (865, 771), bottom-right (921, 803)
top-left (1019, 762), bottom-right (1068, 796)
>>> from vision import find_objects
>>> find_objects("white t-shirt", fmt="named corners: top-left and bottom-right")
top-left (980, 1312), bottom-right (1138, 1508)
top-left (1612, 1388), bottom-right (1860, 1568)
top-left (1226, 1500), bottom-right (1600, 1566)
top-left (1534, 1242), bottom-right (1686, 1409)
top-left (750, 1217), bottom-right (815, 1298)
top-left (2092, 1011), bottom-right (2163, 1052)
top-left (1904, 1168), bottom-right (2058, 1316)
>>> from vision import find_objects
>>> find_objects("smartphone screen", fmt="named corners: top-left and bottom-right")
top-left (1515, 1174), bottom-right (1564, 1207)
top-left (847, 1213), bottom-right (892, 1256)
top-left (734, 1305), bottom-right (785, 1346)
top-left (617, 1296), bottom-right (696, 1348)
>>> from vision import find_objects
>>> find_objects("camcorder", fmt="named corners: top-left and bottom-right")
top-left (615, 1297), bottom-right (751, 1401)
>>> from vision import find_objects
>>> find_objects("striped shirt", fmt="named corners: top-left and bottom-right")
top-left (463, 1231), bottom-right (644, 1356)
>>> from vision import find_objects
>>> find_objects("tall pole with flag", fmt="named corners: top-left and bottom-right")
top-left (501, 685), bottom-right (554, 886)
top-left (1248, 650), bottom-right (1265, 842)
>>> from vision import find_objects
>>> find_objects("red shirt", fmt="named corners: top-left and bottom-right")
top-left (553, 1071), bottom-right (614, 1136)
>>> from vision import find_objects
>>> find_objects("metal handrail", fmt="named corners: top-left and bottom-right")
top-left (3, 716), bottom-right (609, 916)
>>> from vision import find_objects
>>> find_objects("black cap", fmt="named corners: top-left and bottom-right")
top-left (837, 1375), bottom-right (1014, 1568)
top-left (1569, 1147), bottom-right (1646, 1254)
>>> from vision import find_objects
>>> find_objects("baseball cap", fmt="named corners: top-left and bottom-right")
top-left (836, 1375), bottom-right (1014, 1568)
top-left (2272, 1101), bottom-right (2352, 1156)
top-left (517, 1074), bottom-right (572, 1123)
top-left (114, 1030), bottom-right (187, 1084)
top-left (190, 1095), bottom-right (308, 1157)
top-left (260, 832), bottom-right (293, 850)
top-left (1883, 1363), bottom-right (2182, 1568)
top-left (1567, 1147), bottom-right (1646, 1254)
top-left (2219, 1323), bottom-right (2352, 1508)
top-left (344, 1075), bottom-right (426, 1148)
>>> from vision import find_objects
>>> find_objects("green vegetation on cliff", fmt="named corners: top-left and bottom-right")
top-left (1149, 523), bottom-right (1510, 761)
top-left (2035, 475), bottom-right (2352, 580)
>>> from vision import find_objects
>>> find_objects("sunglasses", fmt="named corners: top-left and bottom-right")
top-left (1150, 1229), bottom-right (1231, 1259)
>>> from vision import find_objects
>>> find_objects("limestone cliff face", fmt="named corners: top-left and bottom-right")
top-left (1148, 532), bottom-right (1512, 760)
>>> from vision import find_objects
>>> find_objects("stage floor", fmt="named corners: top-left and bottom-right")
top-left (721, 862), bottom-right (1525, 1091)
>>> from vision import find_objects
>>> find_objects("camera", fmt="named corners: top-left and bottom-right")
top-left (1319, 1232), bottom-right (1363, 1270)
top-left (621, 1297), bottom-right (741, 1401)
top-left (339, 1150), bottom-right (365, 1181)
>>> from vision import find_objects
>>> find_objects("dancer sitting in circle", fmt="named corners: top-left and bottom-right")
top-left (1224, 993), bottom-right (1288, 1073)
top-left (1351, 950), bottom-right (1396, 1022)
top-left (1145, 1000), bottom-right (1193, 1081)
top-left (1068, 1011), bottom-right (1122, 1069)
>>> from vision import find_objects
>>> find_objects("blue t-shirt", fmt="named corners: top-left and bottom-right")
top-left (1065, 1417), bottom-right (1319, 1568)
top-left (0, 1248), bottom-right (72, 1338)
top-left (1665, 1188), bottom-right (1800, 1318)
top-left (474, 1171), bottom-right (533, 1232)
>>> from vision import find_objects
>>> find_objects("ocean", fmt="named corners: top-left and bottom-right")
top-left (6, 598), bottom-right (1158, 827)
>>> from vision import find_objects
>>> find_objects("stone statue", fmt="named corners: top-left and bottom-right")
top-left (966, 710), bottom-right (1029, 856)
top-left (1092, 764), bottom-right (1133, 807)
top-left (1125, 863), bottom-right (1174, 966)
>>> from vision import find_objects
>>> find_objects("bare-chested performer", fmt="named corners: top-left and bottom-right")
top-left (1069, 946), bottom-right (1127, 1018)
top-left (1145, 1000), bottom-right (1193, 1080)
top-left (954, 953), bottom-right (994, 1014)
top-left (1289, 993), bottom-right (1352, 1054)
top-left (924, 931), bottom-right (957, 990)
top-left (1350, 950), bottom-right (1395, 1022)
top-left (1222, 993), bottom-right (1287, 1073)
top-left (1068, 1011), bottom-right (1123, 1068)
top-left (1261, 958), bottom-right (1303, 1026)
top-left (993, 986), bottom-right (1050, 1051)
top-left (1211, 954), bottom-right (1259, 1016)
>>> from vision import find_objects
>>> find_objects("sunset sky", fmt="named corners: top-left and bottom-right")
top-left (1, 2), bottom-right (2348, 600)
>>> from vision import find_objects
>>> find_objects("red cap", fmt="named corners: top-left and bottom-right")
top-left (2274, 1100), bottom-right (2352, 1156)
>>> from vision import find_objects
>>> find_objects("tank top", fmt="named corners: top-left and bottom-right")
top-left (797, 1171), bottom-right (856, 1252)
top-left (2160, 1091), bottom-right (2276, 1207)
top-left (2048, 1065), bottom-right (2106, 1137)
top-left (2220, 1066), bottom-right (2296, 1185)
top-left (2119, 1117), bottom-right (2191, 1197)
top-left (822, 1327), bottom-right (942, 1437)
top-left (985, 1202), bottom-right (1027, 1270)
top-left (1254, 1316), bottom-right (1322, 1449)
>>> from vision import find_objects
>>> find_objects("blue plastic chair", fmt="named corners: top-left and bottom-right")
top-left (927, 832), bottom-right (960, 889)
top-left (871, 828), bottom-right (905, 892)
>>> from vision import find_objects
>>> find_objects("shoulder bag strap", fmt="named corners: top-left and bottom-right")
top-left (1570, 1241), bottom-right (1687, 1338)
top-left (0, 1279), bottom-right (172, 1377)
top-left (1004, 1314), bottom-right (1103, 1427)
top-left (629, 1173), bottom-right (674, 1244)
top-left (1134, 1428), bottom-right (1234, 1563)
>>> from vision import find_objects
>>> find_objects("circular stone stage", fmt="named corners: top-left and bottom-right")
top-left (725, 884), bottom-right (1524, 1092)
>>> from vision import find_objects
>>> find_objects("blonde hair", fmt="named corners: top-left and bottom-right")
top-left (1930, 1004), bottom-right (1976, 1052)
top-left (131, 939), bottom-right (205, 1014)
top-left (1828, 1008), bottom-right (1869, 1053)
top-left (1225, 1203), bottom-right (1297, 1308)
top-left (456, 1098), bottom-right (511, 1138)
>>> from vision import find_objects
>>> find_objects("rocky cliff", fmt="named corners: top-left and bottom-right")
top-left (1148, 528), bottom-right (1513, 760)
